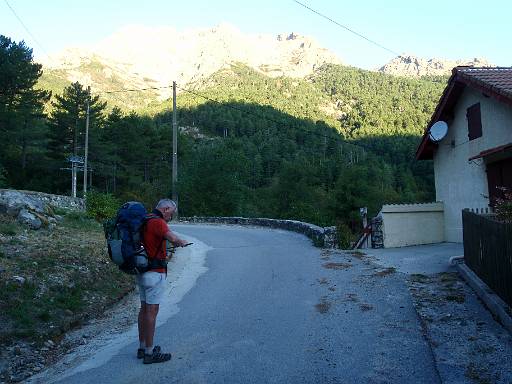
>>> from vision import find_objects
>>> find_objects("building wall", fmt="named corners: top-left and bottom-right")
top-left (433, 88), bottom-right (512, 242)
top-left (381, 203), bottom-right (444, 248)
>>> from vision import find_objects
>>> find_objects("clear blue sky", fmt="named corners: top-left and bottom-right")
top-left (1, 0), bottom-right (511, 69)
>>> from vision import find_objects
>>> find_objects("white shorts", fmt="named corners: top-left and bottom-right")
top-left (136, 271), bottom-right (166, 305)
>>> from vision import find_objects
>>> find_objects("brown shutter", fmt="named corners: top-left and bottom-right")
top-left (467, 103), bottom-right (482, 141)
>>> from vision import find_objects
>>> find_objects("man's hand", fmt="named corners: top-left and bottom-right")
top-left (175, 238), bottom-right (190, 247)
top-left (164, 230), bottom-right (189, 247)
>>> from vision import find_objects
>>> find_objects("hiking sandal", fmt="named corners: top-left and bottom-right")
top-left (137, 345), bottom-right (161, 359)
top-left (143, 351), bottom-right (172, 364)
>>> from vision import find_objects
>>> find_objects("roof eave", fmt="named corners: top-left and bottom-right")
top-left (416, 69), bottom-right (460, 160)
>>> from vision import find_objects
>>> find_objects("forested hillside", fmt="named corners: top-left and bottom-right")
top-left (0, 35), bottom-right (446, 238)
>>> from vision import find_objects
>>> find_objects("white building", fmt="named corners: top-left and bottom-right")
top-left (416, 67), bottom-right (512, 242)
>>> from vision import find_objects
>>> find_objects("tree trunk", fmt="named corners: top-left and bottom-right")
top-left (21, 118), bottom-right (27, 170)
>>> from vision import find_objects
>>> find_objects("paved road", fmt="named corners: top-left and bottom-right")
top-left (44, 224), bottom-right (441, 384)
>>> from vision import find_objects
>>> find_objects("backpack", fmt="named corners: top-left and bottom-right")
top-left (103, 201), bottom-right (166, 275)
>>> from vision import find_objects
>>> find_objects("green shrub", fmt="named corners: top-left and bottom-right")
top-left (63, 211), bottom-right (99, 231)
top-left (336, 222), bottom-right (354, 249)
top-left (0, 221), bottom-right (18, 236)
top-left (85, 190), bottom-right (120, 222)
top-left (495, 187), bottom-right (512, 223)
top-left (51, 206), bottom-right (70, 216)
top-left (0, 165), bottom-right (6, 188)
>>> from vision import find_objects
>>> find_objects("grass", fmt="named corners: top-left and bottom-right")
top-left (0, 211), bottom-right (133, 344)
top-left (312, 236), bottom-right (325, 248)
top-left (63, 211), bottom-right (101, 231)
top-left (409, 273), bottom-right (430, 283)
top-left (346, 250), bottom-right (367, 259)
top-left (0, 218), bottom-right (19, 236)
top-left (445, 294), bottom-right (465, 303)
top-left (465, 362), bottom-right (496, 384)
top-left (51, 206), bottom-right (71, 216)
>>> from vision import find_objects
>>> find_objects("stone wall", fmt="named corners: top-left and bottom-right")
top-left (180, 216), bottom-right (337, 248)
top-left (371, 215), bottom-right (384, 249)
top-left (0, 189), bottom-right (85, 212)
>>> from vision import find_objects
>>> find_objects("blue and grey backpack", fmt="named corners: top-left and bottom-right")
top-left (104, 202), bottom-right (165, 275)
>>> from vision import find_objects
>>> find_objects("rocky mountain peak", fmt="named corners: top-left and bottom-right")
top-left (379, 54), bottom-right (493, 77)
top-left (41, 24), bottom-right (342, 100)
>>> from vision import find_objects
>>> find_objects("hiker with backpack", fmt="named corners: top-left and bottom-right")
top-left (104, 198), bottom-right (189, 364)
top-left (136, 199), bottom-right (189, 364)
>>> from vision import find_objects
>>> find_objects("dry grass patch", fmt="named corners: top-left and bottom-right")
top-left (315, 298), bottom-right (331, 314)
top-left (345, 250), bottom-right (367, 259)
top-left (359, 303), bottom-right (374, 311)
top-left (323, 262), bottom-right (352, 270)
top-left (373, 267), bottom-right (396, 277)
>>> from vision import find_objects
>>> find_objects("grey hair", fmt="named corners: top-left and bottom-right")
top-left (156, 199), bottom-right (177, 210)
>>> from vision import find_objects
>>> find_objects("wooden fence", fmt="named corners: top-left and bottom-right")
top-left (462, 210), bottom-right (512, 308)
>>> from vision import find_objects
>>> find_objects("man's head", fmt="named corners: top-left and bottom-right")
top-left (155, 199), bottom-right (177, 222)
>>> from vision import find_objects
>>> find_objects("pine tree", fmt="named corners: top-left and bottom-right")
top-left (47, 82), bottom-right (106, 192)
top-left (0, 35), bottom-right (51, 188)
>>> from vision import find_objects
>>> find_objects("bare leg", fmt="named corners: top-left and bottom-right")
top-left (138, 301), bottom-right (146, 346)
top-left (143, 303), bottom-right (160, 349)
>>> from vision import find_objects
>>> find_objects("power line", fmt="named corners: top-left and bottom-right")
top-left (292, 0), bottom-right (400, 57)
top-left (98, 85), bottom-right (173, 94)
top-left (3, 0), bottom-right (50, 59)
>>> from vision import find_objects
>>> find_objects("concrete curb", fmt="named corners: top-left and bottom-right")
top-left (455, 262), bottom-right (512, 335)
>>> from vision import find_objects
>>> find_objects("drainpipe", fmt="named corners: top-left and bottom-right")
top-left (449, 255), bottom-right (464, 265)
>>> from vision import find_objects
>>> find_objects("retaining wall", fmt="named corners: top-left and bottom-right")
top-left (180, 216), bottom-right (337, 248)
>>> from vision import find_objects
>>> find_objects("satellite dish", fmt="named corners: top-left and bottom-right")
top-left (428, 121), bottom-right (448, 142)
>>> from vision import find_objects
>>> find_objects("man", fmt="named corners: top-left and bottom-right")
top-left (136, 199), bottom-right (188, 364)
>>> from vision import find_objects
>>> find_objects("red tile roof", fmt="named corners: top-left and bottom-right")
top-left (457, 67), bottom-right (512, 101)
top-left (416, 67), bottom-right (512, 160)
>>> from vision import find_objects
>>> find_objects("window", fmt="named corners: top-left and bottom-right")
top-left (467, 103), bottom-right (482, 140)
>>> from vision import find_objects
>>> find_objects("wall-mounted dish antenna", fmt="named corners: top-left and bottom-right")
top-left (428, 121), bottom-right (448, 142)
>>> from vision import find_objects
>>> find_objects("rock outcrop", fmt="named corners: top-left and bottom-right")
top-left (0, 189), bottom-right (84, 230)
top-left (379, 55), bottom-right (493, 77)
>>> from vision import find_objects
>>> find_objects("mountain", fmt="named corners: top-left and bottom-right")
top-left (39, 24), bottom-right (342, 110)
top-left (379, 55), bottom-right (493, 77)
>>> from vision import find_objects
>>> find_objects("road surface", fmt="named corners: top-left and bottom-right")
top-left (33, 224), bottom-right (441, 384)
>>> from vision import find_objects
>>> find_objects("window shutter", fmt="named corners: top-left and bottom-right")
top-left (467, 103), bottom-right (482, 141)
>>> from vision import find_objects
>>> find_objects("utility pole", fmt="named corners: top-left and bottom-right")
top-left (172, 81), bottom-right (178, 218)
top-left (71, 162), bottom-right (77, 198)
top-left (83, 86), bottom-right (90, 197)
top-left (66, 156), bottom-right (83, 198)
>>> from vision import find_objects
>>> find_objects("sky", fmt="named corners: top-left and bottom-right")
top-left (1, 0), bottom-right (511, 70)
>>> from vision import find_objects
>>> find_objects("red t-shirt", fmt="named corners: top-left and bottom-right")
top-left (143, 217), bottom-right (168, 273)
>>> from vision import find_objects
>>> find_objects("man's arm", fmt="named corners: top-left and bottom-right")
top-left (164, 230), bottom-right (188, 247)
